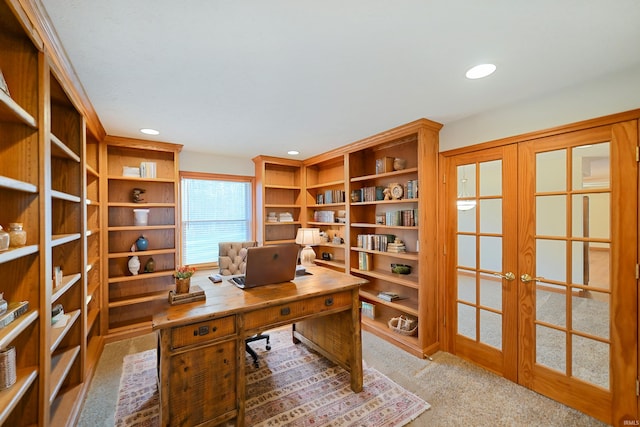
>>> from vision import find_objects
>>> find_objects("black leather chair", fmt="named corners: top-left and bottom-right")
top-left (218, 241), bottom-right (271, 367)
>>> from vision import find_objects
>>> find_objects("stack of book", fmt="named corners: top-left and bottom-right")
top-left (140, 161), bottom-right (157, 178)
top-left (377, 291), bottom-right (400, 302)
top-left (405, 179), bottom-right (418, 199)
top-left (0, 301), bottom-right (29, 329)
top-left (387, 241), bottom-right (406, 253)
top-left (168, 285), bottom-right (205, 305)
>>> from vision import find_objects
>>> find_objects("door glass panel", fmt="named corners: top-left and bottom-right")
top-left (479, 160), bottom-right (502, 196)
top-left (571, 193), bottom-right (610, 239)
top-left (458, 208), bottom-right (475, 233)
top-left (572, 142), bottom-right (610, 190)
top-left (536, 284), bottom-right (566, 327)
top-left (480, 273), bottom-right (502, 310)
top-left (572, 335), bottom-right (609, 389)
top-left (479, 199), bottom-right (501, 233)
top-left (458, 303), bottom-right (476, 339)
top-left (572, 242), bottom-right (610, 288)
top-left (457, 269), bottom-right (476, 304)
top-left (479, 236), bottom-right (502, 271)
top-left (457, 164), bottom-right (476, 197)
top-left (572, 290), bottom-right (609, 339)
top-left (536, 195), bottom-right (566, 236)
top-left (536, 239), bottom-right (566, 282)
top-left (480, 309), bottom-right (502, 350)
top-left (536, 149), bottom-right (566, 192)
top-left (536, 325), bottom-right (566, 372)
top-left (458, 235), bottom-right (476, 268)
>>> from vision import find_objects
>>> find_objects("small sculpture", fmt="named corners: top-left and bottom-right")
top-left (132, 188), bottom-right (146, 203)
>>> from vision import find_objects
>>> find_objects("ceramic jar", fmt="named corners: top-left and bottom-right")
top-left (135, 235), bottom-right (149, 251)
top-left (8, 223), bottom-right (26, 248)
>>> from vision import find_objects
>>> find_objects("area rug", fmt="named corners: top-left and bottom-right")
top-left (114, 330), bottom-right (430, 426)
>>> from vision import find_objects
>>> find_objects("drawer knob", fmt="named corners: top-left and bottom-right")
top-left (325, 297), bottom-right (334, 306)
top-left (280, 307), bottom-right (291, 316)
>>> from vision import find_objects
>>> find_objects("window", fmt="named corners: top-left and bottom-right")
top-left (180, 172), bottom-right (253, 266)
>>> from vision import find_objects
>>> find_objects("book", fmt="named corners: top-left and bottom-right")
top-left (377, 291), bottom-right (400, 302)
top-left (0, 301), bottom-right (29, 329)
top-left (168, 285), bottom-right (206, 305)
top-left (361, 301), bottom-right (375, 319)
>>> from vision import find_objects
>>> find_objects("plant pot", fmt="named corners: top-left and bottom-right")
top-left (175, 277), bottom-right (191, 294)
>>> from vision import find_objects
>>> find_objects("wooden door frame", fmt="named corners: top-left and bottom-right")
top-left (438, 110), bottom-right (640, 425)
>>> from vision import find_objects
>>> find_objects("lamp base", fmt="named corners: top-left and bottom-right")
top-left (300, 245), bottom-right (316, 266)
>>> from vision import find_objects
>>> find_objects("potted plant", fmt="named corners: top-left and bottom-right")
top-left (174, 265), bottom-right (196, 293)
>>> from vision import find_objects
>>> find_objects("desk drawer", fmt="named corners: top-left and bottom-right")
top-left (244, 291), bottom-right (352, 330)
top-left (171, 315), bottom-right (236, 349)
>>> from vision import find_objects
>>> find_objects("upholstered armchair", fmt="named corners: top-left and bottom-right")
top-left (218, 241), bottom-right (256, 275)
top-left (218, 241), bottom-right (271, 367)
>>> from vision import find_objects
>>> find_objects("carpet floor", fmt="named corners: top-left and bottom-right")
top-left (78, 328), bottom-right (607, 426)
top-left (112, 329), bottom-right (429, 426)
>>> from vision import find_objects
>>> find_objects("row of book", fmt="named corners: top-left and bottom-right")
top-left (405, 179), bottom-right (418, 199)
top-left (316, 189), bottom-right (345, 204)
top-left (356, 234), bottom-right (395, 252)
top-left (358, 251), bottom-right (372, 271)
top-left (385, 209), bottom-right (418, 227)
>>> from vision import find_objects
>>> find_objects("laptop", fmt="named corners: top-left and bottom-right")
top-left (230, 244), bottom-right (299, 289)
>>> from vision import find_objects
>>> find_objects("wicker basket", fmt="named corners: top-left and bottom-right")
top-left (388, 315), bottom-right (418, 336)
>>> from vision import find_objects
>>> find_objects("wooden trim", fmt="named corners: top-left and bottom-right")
top-left (104, 135), bottom-right (183, 152)
top-left (441, 108), bottom-right (640, 157)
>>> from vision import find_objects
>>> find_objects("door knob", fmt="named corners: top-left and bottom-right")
top-left (492, 271), bottom-right (515, 281)
top-left (520, 273), bottom-right (544, 283)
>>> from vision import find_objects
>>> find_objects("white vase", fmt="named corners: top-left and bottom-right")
top-left (128, 255), bottom-right (140, 275)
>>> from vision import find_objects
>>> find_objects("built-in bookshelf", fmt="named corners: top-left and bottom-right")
top-left (303, 154), bottom-right (348, 272)
top-left (102, 137), bottom-right (181, 339)
top-left (253, 155), bottom-right (303, 246)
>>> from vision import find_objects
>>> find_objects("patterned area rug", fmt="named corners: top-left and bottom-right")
top-left (114, 330), bottom-right (430, 426)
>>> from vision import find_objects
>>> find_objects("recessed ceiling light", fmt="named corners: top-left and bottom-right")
top-left (465, 63), bottom-right (496, 79)
top-left (288, 150), bottom-right (299, 155)
top-left (140, 128), bottom-right (160, 135)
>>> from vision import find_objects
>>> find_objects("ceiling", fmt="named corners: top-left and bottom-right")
top-left (39, 0), bottom-right (640, 159)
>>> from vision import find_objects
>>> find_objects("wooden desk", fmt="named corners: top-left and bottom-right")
top-left (152, 266), bottom-right (367, 426)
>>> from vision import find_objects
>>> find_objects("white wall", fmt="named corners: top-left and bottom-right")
top-left (439, 63), bottom-right (640, 152)
top-left (180, 63), bottom-right (640, 173)
top-left (179, 150), bottom-right (254, 176)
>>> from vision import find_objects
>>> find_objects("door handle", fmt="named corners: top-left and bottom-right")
top-left (520, 273), bottom-right (544, 283)
top-left (492, 272), bottom-right (515, 281)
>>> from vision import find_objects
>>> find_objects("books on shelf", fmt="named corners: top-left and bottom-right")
top-left (406, 179), bottom-right (418, 199)
top-left (0, 301), bottom-right (29, 329)
top-left (384, 209), bottom-right (418, 227)
top-left (377, 291), bottom-right (400, 302)
top-left (361, 301), bottom-right (375, 319)
top-left (357, 234), bottom-right (394, 252)
top-left (358, 251), bottom-right (372, 271)
top-left (140, 161), bottom-right (157, 178)
top-left (317, 189), bottom-right (345, 204)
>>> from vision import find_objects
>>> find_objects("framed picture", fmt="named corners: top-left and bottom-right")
top-left (0, 69), bottom-right (9, 96)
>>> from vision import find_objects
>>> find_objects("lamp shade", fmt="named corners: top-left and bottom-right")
top-left (295, 228), bottom-right (321, 246)
top-left (295, 228), bottom-right (321, 266)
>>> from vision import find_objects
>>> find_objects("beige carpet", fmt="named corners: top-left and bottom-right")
top-left (78, 329), bottom-right (606, 427)
top-left (113, 329), bottom-right (430, 426)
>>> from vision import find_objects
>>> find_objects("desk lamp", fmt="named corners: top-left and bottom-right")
top-left (295, 228), bottom-right (321, 266)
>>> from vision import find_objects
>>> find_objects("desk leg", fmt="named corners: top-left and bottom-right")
top-left (157, 330), bottom-right (171, 426)
top-left (237, 315), bottom-right (246, 427)
top-left (350, 287), bottom-right (363, 393)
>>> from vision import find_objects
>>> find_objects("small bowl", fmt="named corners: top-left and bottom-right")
top-left (391, 264), bottom-right (411, 274)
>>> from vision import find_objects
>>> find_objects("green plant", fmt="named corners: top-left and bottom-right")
top-left (174, 265), bottom-right (196, 279)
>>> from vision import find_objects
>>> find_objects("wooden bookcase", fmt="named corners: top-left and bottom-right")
top-left (253, 155), bottom-right (303, 246)
top-left (303, 154), bottom-right (348, 272)
top-left (84, 130), bottom-right (103, 375)
top-left (255, 119), bottom-right (442, 358)
top-left (102, 136), bottom-right (181, 339)
top-left (346, 119), bottom-right (441, 358)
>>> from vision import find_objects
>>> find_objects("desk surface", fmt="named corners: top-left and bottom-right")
top-left (152, 265), bottom-right (367, 330)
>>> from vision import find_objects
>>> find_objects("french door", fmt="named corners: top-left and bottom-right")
top-left (443, 120), bottom-right (638, 424)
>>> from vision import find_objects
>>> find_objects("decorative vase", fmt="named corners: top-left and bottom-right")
top-left (135, 235), bottom-right (149, 251)
top-left (133, 208), bottom-right (149, 226)
top-left (128, 255), bottom-right (140, 275)
top-left (144, 257), bottom-right (155, 273)
top-left (175, 277), bottom-right (190, 294)
top-left (393, 157), bottom-right (406, 171)
top-left (8, 223), bottom-right (26, 248)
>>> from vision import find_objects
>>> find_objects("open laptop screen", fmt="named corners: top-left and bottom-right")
top-left (232, 244), bottom-right (298, 289)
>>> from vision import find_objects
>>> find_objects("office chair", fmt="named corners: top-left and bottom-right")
top-left (218, 241), bottom-right (271, 367)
